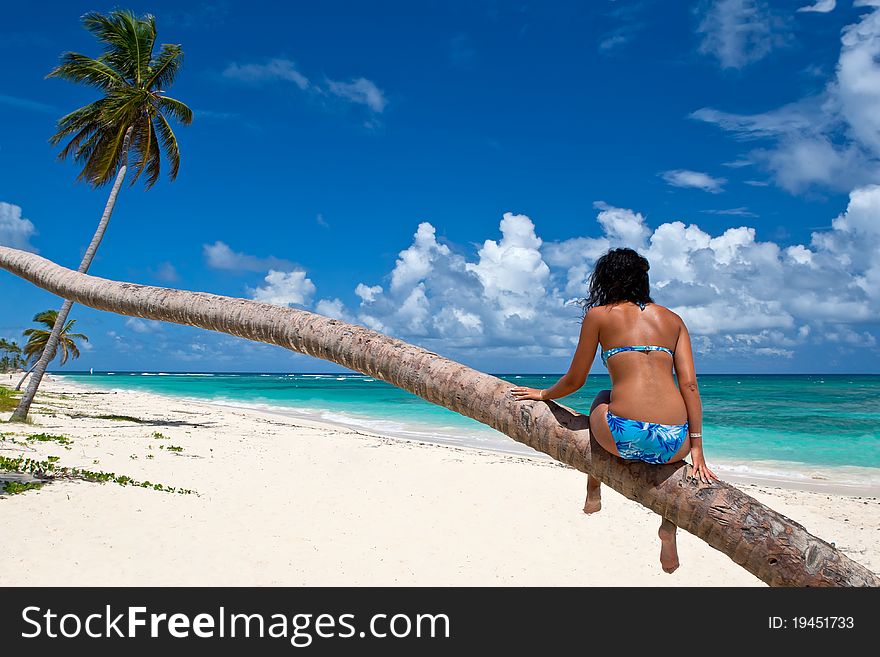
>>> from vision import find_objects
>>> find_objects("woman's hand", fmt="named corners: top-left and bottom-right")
top-left (509, 386), bottom-right (545, 401)
top-left (690, 450), bottom-right (718, 484)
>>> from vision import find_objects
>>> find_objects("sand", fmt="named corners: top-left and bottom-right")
top-left (1, 376), bottom-right (877, 586)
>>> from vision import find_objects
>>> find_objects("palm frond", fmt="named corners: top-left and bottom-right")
top-left (153, 111), bottom-right (181, 181)
top-left (32, 310), bottom-right (59, 328)
top-left (81, 121), bottom-right (129, 186)
top-left (156, 95), bottom-right (193, 125)
top-left (81, 10), bottom-right (155, 85)
top-left (46, 52), bottom-right (124, 90)
top-left (56, 122), bottom-right (100, 161)
top-left (101, 87), bottom-right (148, 126)
top-left (145, 43), bottom-right (183, 90)
top-left (128, 112), bottom-right (159, 187)
top-left (49, 100), bottom-right (105, 145)
top-left (57, 340), bottom-right (70, 366)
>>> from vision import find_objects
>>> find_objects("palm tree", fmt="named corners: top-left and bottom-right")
top-left (1, 245), bottom-right (877, 587)
top-left (11, 9), bottom-right (191, 422)
top-left (0, 339), bottom-right (26, 373)
top-left (15, 310), bottom-right (89, 390)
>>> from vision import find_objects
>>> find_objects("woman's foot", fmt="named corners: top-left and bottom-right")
top-left (658, 521), bottom-right (680, 573)
top-left (583, 477), bottom-right (602, 514)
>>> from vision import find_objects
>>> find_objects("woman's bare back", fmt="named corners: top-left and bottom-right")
top-left (595, 302), bottom-right (687, 425)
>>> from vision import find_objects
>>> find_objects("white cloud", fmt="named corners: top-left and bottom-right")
top-left (355, 283), bottom-right (382, 303)
top-left (203, 241), bottom-right (295, 273)
top-left (125, 318), bottom-right (163, 334)
top-left (696, 0), bottom-right (791, 69)
top-left (250, 270), bottom-right (316, 307)
top-left (692, 4), bottom-right (880, 193)
top-left (797, 0), bottom-right (835, 13)
top-left (325, 77), bottom-right (387, 113)
top-left (390, 223), bottom-right (450, 293)
top-left (0, 202), bottom-right (37, 252)
top-left (464, 213), bottom-right (551, 320)
top-left (222, 59), bottom-right (387, 116)
top-left (315, 298), bottom-right (348, 320)
top-left (660, 169), bottom-right (726, 193)
top-left (222, 59), bottom-right (309, 89)
top-left (594, 201), bottom-right (651, 248)
top-left (344, 194), bottom-right (879, 363)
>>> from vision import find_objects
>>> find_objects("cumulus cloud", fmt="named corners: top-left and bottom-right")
top-left (331, 195), bottom-right (879, 364)
top-left (692, 3), bottom-right (880, 193)
top-left (250, 270), bottom-right (316, 307)
top-left (797, 0), bottom-right (835, 12)
top-left (696, 0), bottom-right (791, 69)
top-left (315, 298), bottom-right (349, 320)
top-left (0, 202), bottom-right (37, 252)
top-left (661, 169), bottom-right (726, 193)
top-left (464, 213), bottom-right (551, 320)
top-left (203, 241), bottom-right (295, 273)
top-left (355, 283), bottom-right (382, 303)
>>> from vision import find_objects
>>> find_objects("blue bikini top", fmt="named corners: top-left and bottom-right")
top-left (600, 300), bottom-right (674, 366)
top-left (601, 345), bottom-right (674, 366)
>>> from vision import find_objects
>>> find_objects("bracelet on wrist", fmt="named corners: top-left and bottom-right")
top-left (689, 432), bottom-right (702, 438)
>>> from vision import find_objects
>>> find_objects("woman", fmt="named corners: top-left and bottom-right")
top-left (510, 247), bottom-right (717, 573)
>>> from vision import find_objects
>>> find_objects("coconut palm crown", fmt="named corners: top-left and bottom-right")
top-left (22, 310), bottom-right (89, 366)
top-left (47, 9), bottom-right (192, 188)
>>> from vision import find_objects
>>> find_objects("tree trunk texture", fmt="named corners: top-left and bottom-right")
top-left (0, 245), bottom-right (876, 587)
top-left (11, 127), bottom-right (133, 422)
top-left (14, 362), bottom-right (38, 391)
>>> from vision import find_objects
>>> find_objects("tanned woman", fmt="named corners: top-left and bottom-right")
top-left (511, 247), bottom-right (717, 573)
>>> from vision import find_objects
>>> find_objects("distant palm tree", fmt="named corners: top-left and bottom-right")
top-left (0, 339), bottom-right (26, 373)
top-left (12, 9), bottom-right (191, 421)
top-left (15, 310), bottom-right (89, 390)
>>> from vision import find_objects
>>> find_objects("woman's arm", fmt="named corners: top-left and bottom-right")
top-left (672, 318), bottom-right (717, 483)
top-left (510, 308), bottom-right (600, 401)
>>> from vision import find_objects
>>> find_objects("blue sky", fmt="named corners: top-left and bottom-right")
top-left (2, 0), bottom-right (879, 374)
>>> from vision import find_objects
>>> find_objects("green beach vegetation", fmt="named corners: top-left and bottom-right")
top-left (0, 454), bottom-right (196, 497)
top-left (0, 386), bottom-right (21, 413)
top-left (11, 9), bottom-right (192, 422)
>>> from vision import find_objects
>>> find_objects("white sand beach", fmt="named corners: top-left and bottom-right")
top-left (1, 376), bottom-right (878, 586)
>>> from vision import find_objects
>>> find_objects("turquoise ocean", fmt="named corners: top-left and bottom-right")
top-left (56, 372), bottom-right (880, 491)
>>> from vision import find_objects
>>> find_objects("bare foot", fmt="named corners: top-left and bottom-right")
top-left (583, 486), bottom-right (602, 514)
top-left (658, 524), bottom-right (680, 573)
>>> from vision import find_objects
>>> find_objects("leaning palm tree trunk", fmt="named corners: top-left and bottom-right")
top-left (0, 246), bottom-right (877, 587)
top-left (10, 128), bottom-right (132, 422)
top-left (14, 362), bottom-right (38, 391)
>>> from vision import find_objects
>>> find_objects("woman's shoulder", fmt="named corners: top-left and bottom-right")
top-left (649, 303), bottom-right (686, 326)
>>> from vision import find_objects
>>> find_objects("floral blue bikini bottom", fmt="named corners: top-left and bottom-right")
top-left (605, 410), bottom-right (688, 465)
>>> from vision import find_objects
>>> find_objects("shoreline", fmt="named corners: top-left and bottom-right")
top-left (1, 376), bottom-right (878, 586)
top-left (48, 374), bottom-right (880, 497)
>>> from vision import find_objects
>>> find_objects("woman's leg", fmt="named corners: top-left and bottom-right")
top-left (584, 389), bottom-right (619, 514)
top-left (658, 518), bottom-right (680, 574)
top-left (655, 434), bottom-right (690, 572)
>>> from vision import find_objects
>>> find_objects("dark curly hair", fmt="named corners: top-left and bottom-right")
top-left (582, 247), bottom-right (653, 310)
